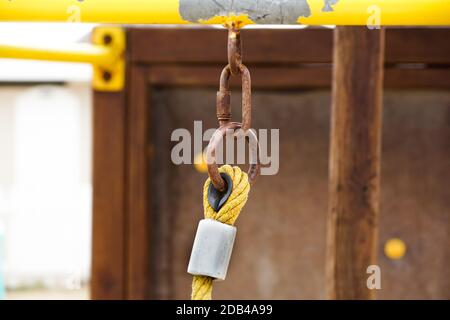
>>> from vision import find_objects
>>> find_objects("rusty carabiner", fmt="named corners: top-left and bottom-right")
top-left (216, 64), bottom-right (252, 133)
top-left (206, 122), bottom-right (260, 192)
top-left (207, 26), bottom-right (257, 192)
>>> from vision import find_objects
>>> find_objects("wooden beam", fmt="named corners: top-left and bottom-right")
top-left (326, 27), bottom-right (385, 299)
top-left (129, 28), bottom-right (333, 64)
top-left (148, 65), bottom-right (331, 89)
top-left (384, 68), bottom-right (450, 89)
top-left (386, 28), bottom-right (450, 64)
top-left (125, 65), bottom-right (151, 299)
top-left (129, 28), bottom-right (450, 65)
top-left (147, 65), bottom-right (450, 89)
top-left (91, 91), bottom-right (127, 299)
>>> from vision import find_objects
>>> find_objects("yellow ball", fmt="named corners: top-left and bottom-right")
top-left (194, 152), bottom-right (208, 173)
top-left (384, 238), bottom-right (406, 260)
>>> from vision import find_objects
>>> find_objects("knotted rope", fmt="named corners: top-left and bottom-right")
top-left (191, 164), bottom-right (250, 300)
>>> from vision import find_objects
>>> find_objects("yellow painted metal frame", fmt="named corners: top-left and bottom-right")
top-left (0, 0), bottom-right (449, 91)
top-left (0, 0), bottom-right (449, 25)
top-left (0, 26), bottom-right (124, 91)
top-left (91, 26), bottom-right (125, 91)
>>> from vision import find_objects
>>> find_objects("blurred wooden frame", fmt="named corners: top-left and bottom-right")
top-left (91, 27), bottom-right (450, 299)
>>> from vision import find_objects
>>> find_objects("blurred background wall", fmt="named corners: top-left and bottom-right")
top-left (0, 23), bottom-right (94, 299)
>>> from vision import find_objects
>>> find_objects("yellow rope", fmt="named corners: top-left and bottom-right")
top-left (191, 164), bottom-right (250, 300)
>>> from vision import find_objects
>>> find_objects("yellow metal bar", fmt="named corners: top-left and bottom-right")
top-left (0, 0), bottom-right (449, 25)
top-left (0, 26), bottom-right (125, 91)
top-left (0, 43), bottom-right (115, 68)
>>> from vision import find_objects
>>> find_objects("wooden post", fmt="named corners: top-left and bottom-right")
top-left (91, 90), bottom-right (127, 299)
top-left (327, 27), bottom-right (385, 299)
top-left (126, 65), bottom-right (151, 299)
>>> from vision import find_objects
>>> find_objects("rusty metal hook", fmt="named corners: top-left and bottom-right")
top-left (227, 27), bottom-right (242, 76)
top-left (206, 122), bottom-right (260, 192)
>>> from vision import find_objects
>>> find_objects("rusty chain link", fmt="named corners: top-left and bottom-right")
top-left (206, 26), bottom-right (260, 192)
